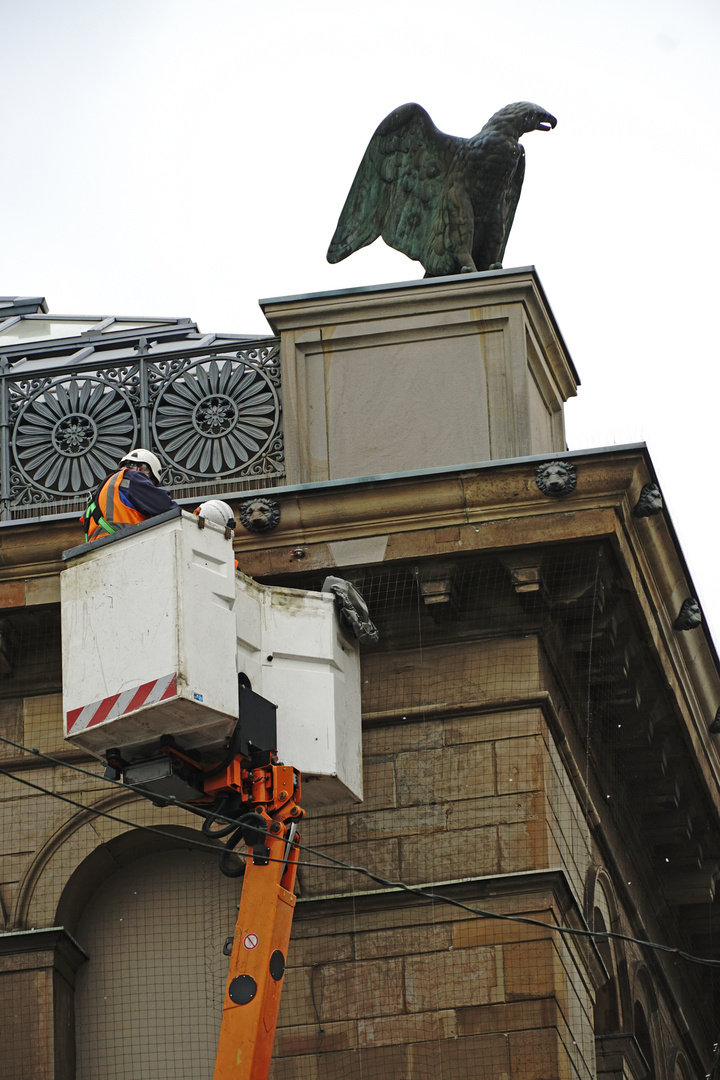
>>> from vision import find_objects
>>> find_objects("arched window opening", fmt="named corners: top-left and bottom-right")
top-left (593, 906), bottom-right (620, 1033)
top-left (634, 1001), bottom-right (657, 1080)
top-left (73, 846), bottom-right (239, 1080)
top-left (673, 1051), bottom-right (692, 1080)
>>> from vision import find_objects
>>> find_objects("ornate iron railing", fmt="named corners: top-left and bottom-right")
top-left (0, 340), bottom-right (284, 521)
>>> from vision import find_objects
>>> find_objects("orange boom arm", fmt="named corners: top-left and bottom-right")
top-left (210, 759), bottom-right (304, 1080)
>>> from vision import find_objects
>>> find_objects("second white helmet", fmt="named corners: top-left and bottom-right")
top-left (195, 500), bottom-right (236, 530)
top-left (119, 448), bottom-right (163, 485)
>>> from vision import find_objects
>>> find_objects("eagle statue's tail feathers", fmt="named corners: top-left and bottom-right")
top-left (327, 233), bottom-right (353, 264)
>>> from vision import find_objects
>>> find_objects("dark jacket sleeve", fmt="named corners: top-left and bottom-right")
top-left (125, 470), bottom-right (178, 517)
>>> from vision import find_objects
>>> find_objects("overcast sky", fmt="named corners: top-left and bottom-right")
top-left (2, 0), bottom-right (719, 648)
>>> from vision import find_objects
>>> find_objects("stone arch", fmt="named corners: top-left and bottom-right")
top-left (56, 821), bottom-right (211, 933)
top-left (12, 787), bottom-right (203, 930)
top-left (631, 965), bottom-right (665, 1080)
top-left (669, 1048), bottom-right (693, 1080)
top-left (585, 866), bottom-right (629, 1033)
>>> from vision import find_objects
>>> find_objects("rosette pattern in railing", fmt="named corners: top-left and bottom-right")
top-left (0, 342), bottom-right (283, 521)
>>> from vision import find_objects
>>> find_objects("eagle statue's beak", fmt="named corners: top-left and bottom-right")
top-left (537, 113), bottom-right (557, 131)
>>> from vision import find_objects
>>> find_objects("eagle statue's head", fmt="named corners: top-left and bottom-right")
top-left (485, 102), bottom-right (557, 138)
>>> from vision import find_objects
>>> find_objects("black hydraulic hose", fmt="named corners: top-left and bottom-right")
top-left (219, 825), bottom-right (248, 877)
top-left (201, 795), bottom-right (239, 838)
top-left (202, 718), bottom-right (244, 780)
top-left (219, 813), bottom-right (269, 878)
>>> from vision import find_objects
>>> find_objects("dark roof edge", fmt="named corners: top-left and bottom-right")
top-left (229, 442), bottom-right (651, 499)
top-left (0, 296), bottom-right (48, 316)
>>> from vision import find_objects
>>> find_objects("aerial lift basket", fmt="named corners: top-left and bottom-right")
top-left (61, 509), bottom-right (363, 805)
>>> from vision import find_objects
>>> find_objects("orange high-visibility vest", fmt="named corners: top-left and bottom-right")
top-left (85, 469), bottom-right (148, 542)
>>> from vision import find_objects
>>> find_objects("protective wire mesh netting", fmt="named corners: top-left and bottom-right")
top-left (0, 544), bottom-right (718, 1079)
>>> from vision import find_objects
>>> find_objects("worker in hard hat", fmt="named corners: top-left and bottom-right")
top-left (82, 449), bottom-right (177, 543)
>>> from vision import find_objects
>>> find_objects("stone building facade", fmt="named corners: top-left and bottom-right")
top-left (0, 273), bottom-right (718, 1079)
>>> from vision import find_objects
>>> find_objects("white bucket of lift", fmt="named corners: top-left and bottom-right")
top-left (62, 510), bottom-right (238, 760)
top-left (235, 573), bottom-right (363, 806)
top-left (61, 510), bottom-right (364, 806)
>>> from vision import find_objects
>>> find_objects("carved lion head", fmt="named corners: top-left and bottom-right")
top-left (535, 460), bottom-right (577, 498)
top-left (634, 483), bottom-right (663, 518)
top-left (239, 497), bottom-right (281, 533)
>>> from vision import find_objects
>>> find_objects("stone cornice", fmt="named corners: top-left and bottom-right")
top-left (0, 926), bottom-right (88, 984)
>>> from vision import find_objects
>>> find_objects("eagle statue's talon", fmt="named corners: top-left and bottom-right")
top-left (327, 101), bottom-right (556, 278)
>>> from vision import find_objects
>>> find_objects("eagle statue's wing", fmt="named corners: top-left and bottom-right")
top-left (327, 103), bottom-right (462, 266)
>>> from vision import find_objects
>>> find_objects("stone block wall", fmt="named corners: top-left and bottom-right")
top-left (268, 633), bottom-right (600, 1079)
top-left (0, 589), bottom-right (710, 1077)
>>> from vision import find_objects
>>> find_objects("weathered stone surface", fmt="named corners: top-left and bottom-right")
top-left (348, 803), bottom-right (446, 842)
top-left (448, 791), bottom-right (538, 829)
top-left (0, 582), bottom-right (25, 609)
top-left (400, 824), bottom-right (499, 884)
top-left (504, 938), bottom-right (558, 1001)
top-left (495, 733), bottom-right (546, 794)
top-left (396, 742), bottom-right (495, 807)
top-left (358, 1008), bottom-right (457, 1047)
top-left (453, 912), bottom-right (554, 950)
top-left (23, 693), bottom-right (64, 756)
top-left (315, 1044), bottom-right (412, 1080)
top-left (499, 819), bottom-right (549, 873)
top-left (0, 968), bottom-right (54, 1078)
top-left (409, 1031), bottom-right (511, 1079)
top-left (354, 921), bottom-right (452, 961)
top-left (353, 756), bottom-right (396, 812)
top-left (317, 957), bottom-right (406, 1021)
top-left (298, 813), bottom-right (348, 849)
top-left (286, 930), bottom-right (354, 968)
top-left (362, 718), bottom-right (444, 755)
top-left (456, 996), bottom-right (558, 1036)
top-left (26, 576), bottom-right (61, 606)
top-left (0, 852), bottom-right (30, 887)
top-left (443, 707), bottom-right (545, 747)
top-left (0, 785), bottom-right (64, 857)
top-left (509, 1027), bottom-right (575, 1080)
top-left (274, 1020), bottom-right (357, 1057)
top-left (405, 945), bottom-right (501, 1011)
top-left (274, 964), bottom-right (314, 1027)
top-left (362, 637), bottom-right (543, 720)
top-left (298, 838), bottom-right (400, 898)
top-left (269, 1050), bottom-right (319, 1080)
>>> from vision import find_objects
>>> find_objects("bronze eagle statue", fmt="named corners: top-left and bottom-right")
top-left (327, 101), bottom-right (557, 278)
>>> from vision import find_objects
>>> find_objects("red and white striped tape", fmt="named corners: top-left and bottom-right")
top-left (66, 672), bottom-right (178, 735)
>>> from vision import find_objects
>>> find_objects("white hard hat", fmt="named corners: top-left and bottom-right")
top-left (195, 500), bottom-right (236, 530)
top-left (119, 448), bottom-right (163, 485)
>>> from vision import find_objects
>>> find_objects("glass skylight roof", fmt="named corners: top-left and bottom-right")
top-left (0, 316), bottom-right (177, 346)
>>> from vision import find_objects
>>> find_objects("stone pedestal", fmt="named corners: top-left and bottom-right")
top-left (261, 267), bottom-right (578, 485)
